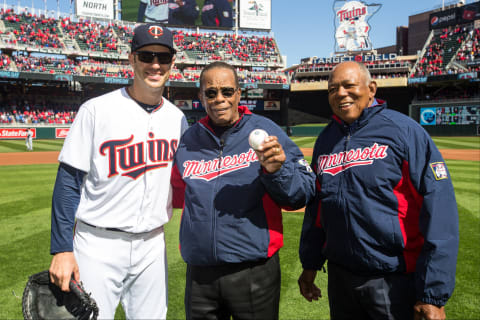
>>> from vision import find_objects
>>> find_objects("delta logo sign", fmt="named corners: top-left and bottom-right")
top-left (56, 128), bottom-right (70, 138)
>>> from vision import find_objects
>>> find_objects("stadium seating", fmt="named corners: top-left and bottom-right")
top-left (1, 9), bottom-right (64, 50)
top-left (293, 60), bottom-right (411, 83)
top-left (0, 8), bottom-right (286, 83)
top-left (2, 7), bottom-right (476, 126)
top-left (412, 24), bottom-right (478, 77)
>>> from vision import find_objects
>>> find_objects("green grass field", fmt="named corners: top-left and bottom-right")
top-left (0, 136), bottom-right (479, 319)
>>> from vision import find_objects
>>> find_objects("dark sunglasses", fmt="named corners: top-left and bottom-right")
top-left (203, 87), bottom-right (238, 99)
top-left (134, 51), bottom-right (173, 64)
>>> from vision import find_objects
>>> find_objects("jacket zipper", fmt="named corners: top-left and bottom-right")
top-left (212, 138), bottom-right (225, 263)
top-left (343, 126), bottom-right (355, 257)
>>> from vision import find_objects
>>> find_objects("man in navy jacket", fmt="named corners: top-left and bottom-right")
top-left (298, 61), bottom-right (458, 320)
top-left (173, 61), bottom-right (315, 319)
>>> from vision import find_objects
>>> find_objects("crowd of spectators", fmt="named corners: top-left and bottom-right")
top-left (415, 85), bottom-right (479, 102)
top-left (0, 51), bottom-right (287, 82)
top-left (60, 17), bottom-right (118, 53)
top-left (13, 54), bottom-right (80, 74)
top-left (456, 28), bottom-right (480, 66)
top-left (239, 70), bottom-right (287, 84)
top-left (0, 54), bottom-right (12, 70)
top-left (0, 101), bottom-right (79, 124)
top-left (1, 9), bottom-right (64, 49)
top-left (293, 60), bottom-right (411, 83)
top-left (413, 25), bottom-right (474, 77)
top-left (80, 59), bottom-right (133, 78)
top-left (296, 60), bottom-right (410, 73)
top-left (172, 30), bottom-right (281, 64)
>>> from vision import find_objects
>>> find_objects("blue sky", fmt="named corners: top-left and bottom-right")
top-left (3, 0), bottom-right (477, 66)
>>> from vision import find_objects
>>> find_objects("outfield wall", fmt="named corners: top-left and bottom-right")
top-left (2, 124), bottom-right (476, 139)
top-left (0, 125), bottom-right (324, 139)
top-left (0, 127), bottom-right (70, 139)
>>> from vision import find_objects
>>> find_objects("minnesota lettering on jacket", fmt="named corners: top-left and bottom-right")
top-left (182, 149), bottom-right (258, 181)
top-left (317, 143), bottom-right (388, 176)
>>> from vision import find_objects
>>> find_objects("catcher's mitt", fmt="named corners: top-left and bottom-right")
top-left (22, 270), bottom-right (99, 320)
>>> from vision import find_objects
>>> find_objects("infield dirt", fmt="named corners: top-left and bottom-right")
top-left (0, 149), bottom-right (478, 166)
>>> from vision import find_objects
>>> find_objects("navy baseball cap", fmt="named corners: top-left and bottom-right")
top-left (131, 23), bottom-right (176, 53)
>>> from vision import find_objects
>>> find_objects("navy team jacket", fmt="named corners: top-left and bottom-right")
top-left (299, 100), bottom-right (459, 306)
top-left (173, 106), bottom-right (316, 266)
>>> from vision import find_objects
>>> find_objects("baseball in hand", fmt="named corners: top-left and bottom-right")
top-left (248, 129), bottom-right (268, 150)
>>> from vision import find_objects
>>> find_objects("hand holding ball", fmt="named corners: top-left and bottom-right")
top-left (248, 129), bottom-right (268, 150)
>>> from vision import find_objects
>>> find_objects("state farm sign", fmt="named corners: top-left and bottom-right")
top-left (0, 128), bottom-right (36, 139)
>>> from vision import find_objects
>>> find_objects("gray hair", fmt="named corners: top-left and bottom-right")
top-left (199, 61), bottom-right (239, 89)
top-left (329, 61), bottom-right (372, 85)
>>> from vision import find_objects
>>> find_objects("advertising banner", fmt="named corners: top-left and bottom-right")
top-left (191, 100), bottom-right (204, 111)
top-left (0, 128), bottom-right (36, 139)
top-left (429, 8), bottom-right (457, 29)
top-left (56, 128), bottom-right (70, 138)
top-left (333, 0), bottom-right (381, 53)
top-left (75, 0), bottom-right (114, 19)
top-left (263, 100), bottom-right (280, 111)
top-left (457, 2), bottom-right (480, 24)
top-left (239, 0), bottom-right (271, 30)
top-left (174, 99), bottom-right (193, 110)
top-left (126, 0), bottom-right (235, 29)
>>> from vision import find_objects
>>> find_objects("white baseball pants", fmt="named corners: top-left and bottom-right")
top-left (74, 221), bottom-right (168, 319)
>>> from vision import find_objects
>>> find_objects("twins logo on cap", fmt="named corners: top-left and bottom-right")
top-left (148, 25), bottom-right (163, 38)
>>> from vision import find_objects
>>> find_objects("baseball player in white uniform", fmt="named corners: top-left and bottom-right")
top-left (25, 128), bottom-right (33, 151)
top-left (138, 0), bottom-right (168, 23)
top-left (48, 24), bottom-right (188, 319)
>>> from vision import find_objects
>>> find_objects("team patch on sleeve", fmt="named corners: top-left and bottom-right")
top-left (298, 159), bottom-right (313, 172)
top-left (430, 162), bottom-right (448, 180)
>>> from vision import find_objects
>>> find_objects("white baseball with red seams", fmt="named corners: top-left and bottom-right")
top-left (248, 129), bottom-right (268, 150)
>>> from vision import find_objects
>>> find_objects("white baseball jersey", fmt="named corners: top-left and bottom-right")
top-left (141, 0), bottom-right (168, 23)
top-left (59, 88), bottom-right (188, 233)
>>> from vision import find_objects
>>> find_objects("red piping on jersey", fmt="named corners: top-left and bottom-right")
top-left (262, 193), bottom-right (283, 257)
top-left (393, 160), bottom-right (424, 273)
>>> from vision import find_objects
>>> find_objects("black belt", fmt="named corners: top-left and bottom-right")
top-left (78, 220), bottom-right (163, 235)
top-left (79, 220), bottom-right (125, 232)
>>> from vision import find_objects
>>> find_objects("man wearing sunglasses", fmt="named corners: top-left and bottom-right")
top-left (48, 24), bottom-right (188, 319)
top-left (173, 61), bottom-right (316, 319)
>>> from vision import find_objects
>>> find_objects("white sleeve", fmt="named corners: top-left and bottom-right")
top-left (181, 116), bottom-right (189, 135)
top-left (58, 104), bottom-right (94, 173)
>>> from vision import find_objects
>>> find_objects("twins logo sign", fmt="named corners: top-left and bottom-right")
top-left (333, 0), bottom-right (381, 52)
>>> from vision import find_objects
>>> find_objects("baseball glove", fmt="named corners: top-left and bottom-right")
top-left (22, 270), bottom-right (99, 320)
